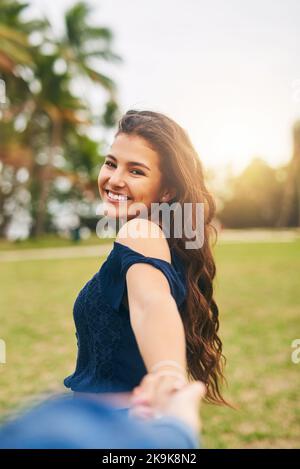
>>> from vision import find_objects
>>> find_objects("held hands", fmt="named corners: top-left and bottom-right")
top-left (132, 360), bottom-right (188, 415)
top-left (131, 370), bottom-right (187, 415)
top-left (129, 361), bottom-right (206, 433)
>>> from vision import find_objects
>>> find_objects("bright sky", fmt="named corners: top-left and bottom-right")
top-left (27, 0), bottom-right (300, 174)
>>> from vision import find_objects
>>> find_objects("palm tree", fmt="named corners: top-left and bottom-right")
top-left (1, 1), bottom-right (121, 237)
top-left (29, 2), bottom-right (122, 235)
top-left (0, 1), bottom-right (32, 73)
top-left (0, 1), bottom-right (32, 128)
top-left (27, 53), bottom-right (84, 234)
top-left (0, 0), bottom-right (38, 237)
top-left (0, 0), bottom-right (48, 112)
top-left (59, 1), bottom-right (122, 127)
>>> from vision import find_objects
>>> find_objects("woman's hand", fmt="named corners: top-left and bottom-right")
top-left (160, 381), bottom-right (206, 434)
top-left (130, 370), bottom-right (188, 419)
top-left (130, 373), bottom-right (206, 435)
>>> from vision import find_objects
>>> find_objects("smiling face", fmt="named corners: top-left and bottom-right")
top-left (98, 133), bottom-right (171, 220)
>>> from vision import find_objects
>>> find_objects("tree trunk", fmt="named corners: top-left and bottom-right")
top-left (34, 119), bottom-right (61, 236)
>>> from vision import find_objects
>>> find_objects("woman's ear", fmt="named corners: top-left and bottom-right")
top-left (161, 187), bottom-right (177, 203)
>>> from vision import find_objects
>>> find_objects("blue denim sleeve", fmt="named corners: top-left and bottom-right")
top-left (144, 416), bottom-right (201, 449)
top-left (0, 395), bottom-right (201, 449)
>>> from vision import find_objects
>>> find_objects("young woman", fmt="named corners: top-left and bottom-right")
top-left (64, 110), bottom-right (227, 410)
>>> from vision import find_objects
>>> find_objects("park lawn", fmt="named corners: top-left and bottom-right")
top-left (0, 233), bottom-right (114, 251)
top-left (0, 240), bottom-right (299, 448)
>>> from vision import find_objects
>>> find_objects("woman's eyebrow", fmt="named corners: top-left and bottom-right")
top-left (106, 154), bottom-right (151, 171)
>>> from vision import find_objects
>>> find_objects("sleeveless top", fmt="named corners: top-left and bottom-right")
top-left (64, 241), bottom-right (187, 393)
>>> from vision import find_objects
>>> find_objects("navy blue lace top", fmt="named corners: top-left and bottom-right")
top-left (64, 241), bottom-right (187, 393)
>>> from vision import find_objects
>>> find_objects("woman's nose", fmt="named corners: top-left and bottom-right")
top-left (109, 169), bottom-right (126, 187)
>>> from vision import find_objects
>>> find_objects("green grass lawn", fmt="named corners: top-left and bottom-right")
top-left (0, 240), bottom-right (299, 448)
top-left (0, 233), bottom-right (113, 251)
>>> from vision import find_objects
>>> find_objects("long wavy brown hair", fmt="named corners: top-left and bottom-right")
top-left (115, 109), bottom-right (228, 405)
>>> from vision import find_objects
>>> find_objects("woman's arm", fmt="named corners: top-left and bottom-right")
top-left (116, 219), bottom-right (188, 385)
top-left (127, 266), bottom-right (186, 372)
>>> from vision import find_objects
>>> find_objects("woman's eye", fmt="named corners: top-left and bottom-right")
top-left (105, 161), bottom-right (116, 168)
top-left (104, 161), bottom-right (144, 176)
top-left (131, 169), bottom-right (144, 176)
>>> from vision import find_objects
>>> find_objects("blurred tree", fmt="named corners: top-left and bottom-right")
top-left (29, 1), bottom-right (122, 235)
top-left (24, 51), bottom-right (90, 235)
top-left (0, 0), bottom-right (33, 73)
top-left (277, 121), bottom-right (300, 227)
top-left (59, 1), bottom-right (121, 127)
top-left (0, 0), bottom-right (122, 238)
top-left (0, 0), bottom-right (48, 115)
top-left (0, 0), bottom-right (45, 238)
top-left (218, 158), bottom-right (285, 228)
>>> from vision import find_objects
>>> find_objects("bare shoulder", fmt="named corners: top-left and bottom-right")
top-left (116, 218), bottom-right (171, 263)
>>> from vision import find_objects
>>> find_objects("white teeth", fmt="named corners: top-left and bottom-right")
top-left (107, 191), bottom-right (129, 201)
